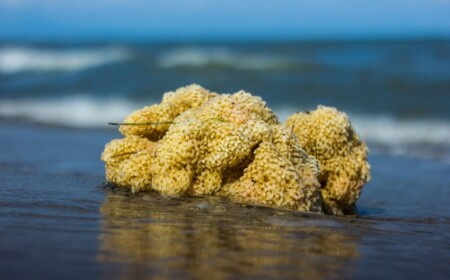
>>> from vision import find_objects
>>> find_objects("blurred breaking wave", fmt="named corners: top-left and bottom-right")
top-left (0, 46), bottom-right (130, 73)
top-left (0, 40), bottom-right (449, 161)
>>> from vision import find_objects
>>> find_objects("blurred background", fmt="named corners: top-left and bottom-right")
top-left (0, 0), bottom-right (449, 161)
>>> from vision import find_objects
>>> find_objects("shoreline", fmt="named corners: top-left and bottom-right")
top-left (0, 120), bottom-right (449, 279)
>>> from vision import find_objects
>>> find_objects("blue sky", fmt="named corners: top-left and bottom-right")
top-left (0, 0), bottom-right (449, 41)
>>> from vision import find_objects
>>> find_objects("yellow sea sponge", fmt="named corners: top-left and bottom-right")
top-left (285, 105), bottom-right (371, 215)
top-left (101, 135), bottom-right (156, 192)
top-left (150, 120), bottom-right (201, 196)
top-left (183, 90), bottom-right (279, 125)
top-left (117, 149), bottom-right (154, 192)
top-left (101, 85), bottom-right (371, 216)
top-left (151, 91), bottom-right (277, 197)
top-left (270, 124), bottom-right (320, 186)
top-left (219, 141), bottom-right (323, 212)
top-left (119, 84), bottom-right (218, 141)
top-left (191, 118), bottom-right (271, 195)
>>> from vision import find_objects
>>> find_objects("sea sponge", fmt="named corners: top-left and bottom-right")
top-left (101, 135), bottom-right (156, 192)
top-left (101, 86), bottom-right (371, 216)
top-left (119, 84), bottom-right (218, 141)
top-left (285, 105), bottom-right (371, 215)
top-left (219, 124), bottom-right (322, 212)
top-left (150, 91), bottom-right (278, 197)
top-left (270, 124), bottom-right (320, 186)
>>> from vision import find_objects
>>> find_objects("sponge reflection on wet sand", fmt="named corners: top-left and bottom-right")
top-left (98, 187), bottom-right (360, 279)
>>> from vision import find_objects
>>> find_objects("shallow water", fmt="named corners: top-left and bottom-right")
top-left (0, 122), bottom-right (449, 279)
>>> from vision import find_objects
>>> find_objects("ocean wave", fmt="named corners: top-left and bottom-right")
top-left (0, 47), bottom-right (130, 74)
top-left (351, 116), bottom-right (450, 147)
top-left (277, 107), bottom-right (450, 162)
top-left (1, 99), bottom-right (449, 146)
top-left (157, 47), bottom-right (296, 71)
top-left (276, 107), bottom-right (450, 147)
top-left (0, 97), bottom-right (141, 127)
top-left (0, 98), bottom-right (449, 161)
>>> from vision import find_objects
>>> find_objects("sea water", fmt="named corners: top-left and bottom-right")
top-left (1, 40), bottom-right (449, 161)
top-left (0, 40), bottom-right (449, 279)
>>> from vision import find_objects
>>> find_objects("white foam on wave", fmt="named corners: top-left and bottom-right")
top-left (0, 97), bottom-right (141, 127)
top-left (0, 47), bottom-right (130, 73)
top-left (1, 99), bottom-right (449, 161)
top-left (351, 115), bottom-right (450, 146)
top-left (1, 99), bottom-right (448, 147)
top-left (157, 47), bottom-right (292, 71)
top-left (275, 107), bottom-right (450, 147)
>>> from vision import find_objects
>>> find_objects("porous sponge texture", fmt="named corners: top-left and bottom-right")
top-left (219, 139), bottom-right (322, 213)
top-left (101, 85), bottom-right (370, 215)
top-left (150, 91), bottom-right (277, 197)
top-left (101, 135), bottom-right (156, 193)
top-left (285, 105), bottom-right (371, 215)
top-left (119, 84), bottom-right (218, 141)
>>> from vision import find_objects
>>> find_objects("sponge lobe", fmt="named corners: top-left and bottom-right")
top-left (285, 105), bottom-right (371, 215)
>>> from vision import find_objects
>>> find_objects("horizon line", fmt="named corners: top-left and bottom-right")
top-left (1, 34), bottom-right (449, 45)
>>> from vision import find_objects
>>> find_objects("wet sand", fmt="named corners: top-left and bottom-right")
top-left (0, 121), bottom-right (449, 279)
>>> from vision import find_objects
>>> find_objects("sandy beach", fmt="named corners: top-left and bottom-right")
top-left (0, 121), bottom-right (448, 279)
